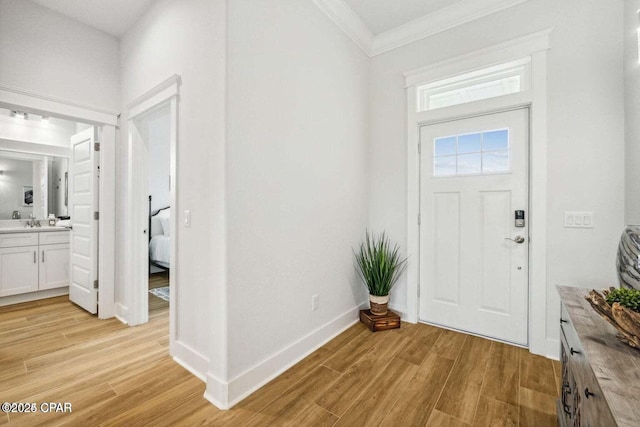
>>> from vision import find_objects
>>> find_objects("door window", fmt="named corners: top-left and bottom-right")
top-left (433, 129), bottom-right (510, 177)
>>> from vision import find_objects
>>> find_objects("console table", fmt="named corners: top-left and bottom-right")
top-left (557, 286), bottom-right (640, 427)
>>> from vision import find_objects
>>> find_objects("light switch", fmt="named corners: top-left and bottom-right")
top-left (564, 211), bottom-right (594, 228)
top-left (184, 210), bottom-right (191, 228)
top-left (566, 214), bottom-right (574, 226)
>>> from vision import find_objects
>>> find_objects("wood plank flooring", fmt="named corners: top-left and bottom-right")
top-left (149, 271), bottom-right (170, 320)
top-left (0, 295), bottom-right (560, 426)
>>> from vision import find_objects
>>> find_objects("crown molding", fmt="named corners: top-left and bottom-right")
top-left (371, 0), bottom-right (529, 56)
top-left (311, 0), bottom-right (374, 55)
top-left (313, 0), bottom-right (530, 57)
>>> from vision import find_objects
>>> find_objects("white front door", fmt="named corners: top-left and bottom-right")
top-left (69, 127), bottom-right (99, 314)
top-left (419, 108), bottom-right (529, 345)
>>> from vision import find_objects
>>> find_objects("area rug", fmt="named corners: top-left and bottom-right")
top-left (149, 286), bottom-right (170, 302)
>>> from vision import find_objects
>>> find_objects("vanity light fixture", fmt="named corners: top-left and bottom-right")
top-left (11, 111), bottom-right (26, 121)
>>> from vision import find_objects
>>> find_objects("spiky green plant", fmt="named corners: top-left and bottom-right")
top-left (606, 287), bottom-right (640, 313)
top-left (354, 231), bottom-right (407, 297)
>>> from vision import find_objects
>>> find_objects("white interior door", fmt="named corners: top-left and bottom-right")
top-left (419, 108), bottom-right (529, 345)
top-left (69, 127), bottom-right (99, 314)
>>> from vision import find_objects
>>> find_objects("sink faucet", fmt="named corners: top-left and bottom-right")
top-left (26, 214), bottom-right (40, 228)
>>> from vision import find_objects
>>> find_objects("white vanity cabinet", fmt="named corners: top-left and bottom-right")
top-left (0, 230), bottom-right (70, 297)
top-left (39, 231), bottom-right (70, 290)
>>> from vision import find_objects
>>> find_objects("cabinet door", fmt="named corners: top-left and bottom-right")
top-left (0, 245), bottom-right (39, 297)
top-left (39, 244), bottom-right (70, 290)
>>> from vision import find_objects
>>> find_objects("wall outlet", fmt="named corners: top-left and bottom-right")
top-left (564, 211), bottom-right (593, 228)
top-left (311, 294), bottom-right (319, 311)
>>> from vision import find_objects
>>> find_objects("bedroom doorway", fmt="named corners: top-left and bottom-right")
top-left (144, 106), bottom-right (171, 319)
top-left (126, 76), bottom-right (179, 335)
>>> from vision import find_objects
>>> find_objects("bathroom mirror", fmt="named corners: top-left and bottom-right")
top-left (0, 150), bottom-right (68, 220)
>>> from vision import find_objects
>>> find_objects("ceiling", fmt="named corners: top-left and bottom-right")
top-left (29, 0), bottom-right (459, 40)
top-left (343, 0), bottom-right (464, 35)
top-left (30, 0), bottom-right (156, 38)
top-left (27, 0), bottom-right (521, 56)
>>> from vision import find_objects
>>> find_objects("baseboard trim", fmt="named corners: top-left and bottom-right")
top-left (173, 340), bottom-right (209, 382)
top-left (204, 372), bottom-right (229, 410)
top-left (115, 303), bottom-right (129, 325)
top-left (0, 287), bottom-right (68, 306)
top-left (206, 306), bottom-right (360, 409)
top-left (545, 338), bottom-right (560, 361)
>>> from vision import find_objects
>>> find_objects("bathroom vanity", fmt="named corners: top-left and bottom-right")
top-left (0, 227), bottom-right (70, 299)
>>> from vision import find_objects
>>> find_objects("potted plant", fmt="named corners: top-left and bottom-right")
top-left (354, 231), bottom-right (407, 316)
top-left (586, 287), bottom-right (640, 349)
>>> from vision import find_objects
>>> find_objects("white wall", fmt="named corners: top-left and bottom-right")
top-left (224, 0), bottom-right (369, 402)
top-left (0, 0), bottom-right (119, 111)
top-left (146, 108), bottom-right (171, 212)
top-left (119, 0), bottom-right (226, 381)
top-left (369, 0), bottom-right (624, 352)
top-left (625, 0), bottom-right (640, 225)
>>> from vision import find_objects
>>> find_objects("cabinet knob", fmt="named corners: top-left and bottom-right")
top-left (584, 387), bottom-right (595, 399)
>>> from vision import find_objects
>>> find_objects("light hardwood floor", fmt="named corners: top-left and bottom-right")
top-left (0, 295), bottom-right (560, 426)
top-left (148, 271), bottom-right (170, 320)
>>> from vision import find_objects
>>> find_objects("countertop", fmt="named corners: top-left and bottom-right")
top-left (0, 226), bottom-right (71, 234)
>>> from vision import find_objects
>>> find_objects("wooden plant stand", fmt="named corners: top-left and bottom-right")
top-left (359, 309), bottom-right (401, 332)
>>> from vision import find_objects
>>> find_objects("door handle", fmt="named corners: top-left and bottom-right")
top-left (42, 250), bottom-right (45, 263)
top-left (504, 236), bottom-right (525, 244)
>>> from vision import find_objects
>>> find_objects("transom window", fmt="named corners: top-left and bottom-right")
top-left (433, 129), bottom-right (510, 177)
top-left (417, 58), bottom-right (530, 112)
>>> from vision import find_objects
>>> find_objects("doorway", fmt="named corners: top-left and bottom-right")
top-left (419, 108), bottom-right (529, 345)
top-left (143, 105), bottom-right (171, 319)
top-left (0, 93), bottom-right (116, 318)
top-left (125, 75), bottom-right (178, 337)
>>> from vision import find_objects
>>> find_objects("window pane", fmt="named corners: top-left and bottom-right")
top-left (458, 133), bottom-right (481, 154)
top-left (434, 137), bottom-right (456, 156)
top-left (434, 155), bottom-right (456, 177)
top-left (416, 59), bottom-right (529, 112)
top-left (457, 153), bottom-right (481, 175)
top-left (483, 130), bottom-right (508, 151)
top-left (482, 150), bottom-right (510, 173)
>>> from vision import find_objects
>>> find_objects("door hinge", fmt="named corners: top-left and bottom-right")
top-left (94, 142), bottom-right (100, 151)
top-left (93, 280), bottom-right (99, 289)
top-left (418, 213), bottom-right (421, 226)
top-left (418, 142), bottom-right (421, 154)
top-left (94, 211), bottom-right (99, 220)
